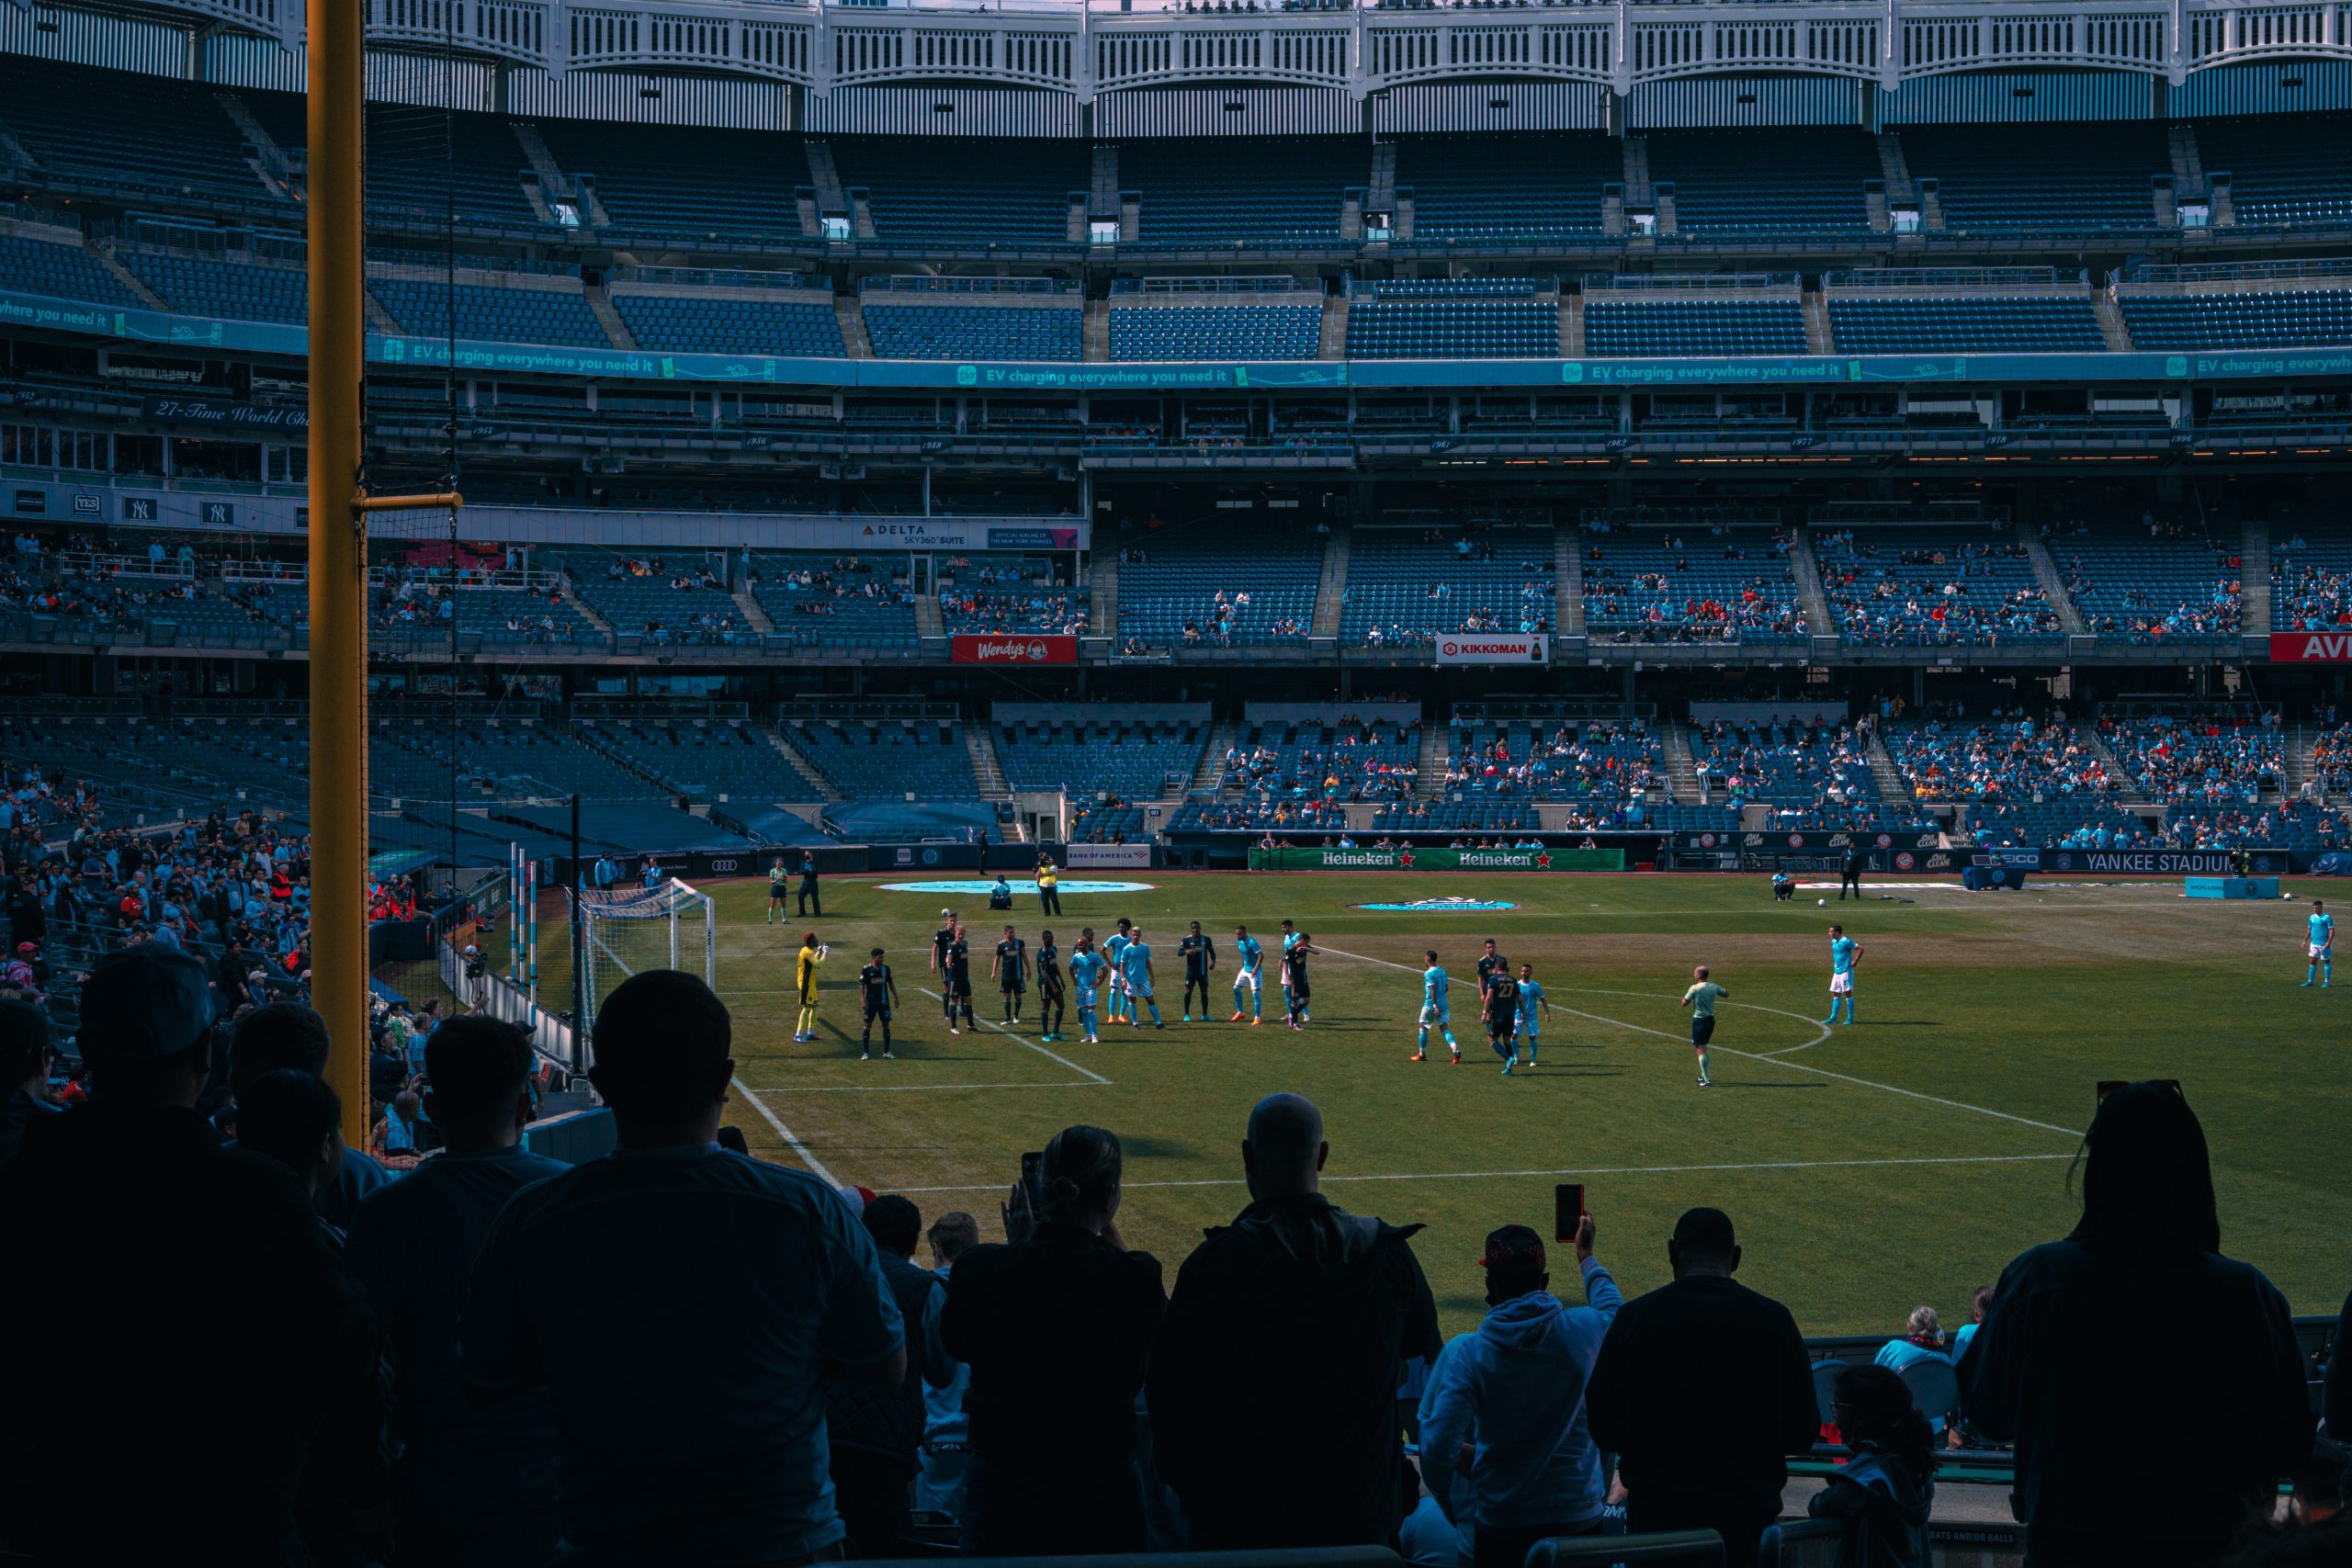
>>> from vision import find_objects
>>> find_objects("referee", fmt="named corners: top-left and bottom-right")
top-left (1838, 845), bottom-right (1864, 901)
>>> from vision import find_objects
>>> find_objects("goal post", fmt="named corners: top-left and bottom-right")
top-left (573, 877), bottom-right (718, 1049)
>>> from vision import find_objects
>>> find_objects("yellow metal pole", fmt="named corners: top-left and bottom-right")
top-left (307, 0), bottom-right (370, 1156)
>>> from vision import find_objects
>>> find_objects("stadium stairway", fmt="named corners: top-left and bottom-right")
top-left (1317, 295), bottom-right (1347, 360)
top-left (1662, 716), bottom-right (1702, 802)
top-left (2018, 523), bottom-right (2088, 635)
top-left (913, 593), bottom-right (943, 638)
top-left (1413, 722), bottom-right (1447, 801)
top-left (1187, 716), bottom-right (1235, 797)
top-left (90, 242), bottom-right (165, 310)
top-left (1801, 290), bottom-right (1834, 355)
top-left (1864, 726), bottom-right (1912, 809)
top-left (834, 295), bottom-right (874, 358)
top-left (1555, 523), bottom-right (1586, 636)
top-left (2284, 719), bottom-right (2310, 799)
top-left (558, 580), bottom-right (614, 638)
top-left (2093, 286), bottom-right (2135, 351)
top-left (1789, 530), bottom-right (1836, 638)
top-left (1089, 553), bottom-right (1119, 639)
top-left (1874, 131), bottom-right (1917, 215)
top-left (215, 94), bottom-right (300, 201)
top-left (763, 728), bottom-right (840, 803)
top-left (964, 723), bottom-right (1009, 798)
top-left (803, 141), bottom-right (849, 220)
top-left (1082, 296), bottom-right (1110, 361)
top-left (2240, 514), bottom-right (2271, 637)
top-left (586, 284), bottom-right (637, 350)
top-left (1310, 522), bottom-right (1351, 637)
top-left (2083, 727), bottom-right (2155, 808)
top-left (1559, 295), bottom-right (1581, 356)
top-left (731, 583), bottom-right (775, 636)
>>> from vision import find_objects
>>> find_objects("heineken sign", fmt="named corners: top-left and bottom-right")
top-left (1248, 847), bottom-right (1623, 873)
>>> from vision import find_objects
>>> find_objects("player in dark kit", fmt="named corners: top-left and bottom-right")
top-left (1476, 938), bottom-right (1510, 1001)
top-left (1035, 930), bottom-right (1067, 1042)
top-left (1178, 919), bottom-right (1217, 1022)
top-left (944, 925), bottom-right (976, 1034)
top-left (991, 926), bottom-right (1028, 1025)
top-left (1280, 931), bottom-right (1317, 1030)
top-left (1485, 966), bottom-right (1523, 1077)
top-left (929, 910), bottom-right (958, 1025)
top-left (858, 948), bottom-right (899, 1061)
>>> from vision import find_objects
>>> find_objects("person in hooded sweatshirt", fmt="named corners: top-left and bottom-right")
top-left (1418, 1216), bottom-right (1622, 1568)
top-left (1809, 1363), bottom-right (1934, 1568)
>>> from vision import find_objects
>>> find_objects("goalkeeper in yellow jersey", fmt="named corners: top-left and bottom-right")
top-left (794, 931), bottom-right (830, 1043)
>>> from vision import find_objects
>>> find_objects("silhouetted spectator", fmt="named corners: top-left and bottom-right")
top-left (463, 970), bottom-right (907, 1566)
top-left (918, 1210), bottom-right (981, 1520)
top-left (1808, 1363), bottom-right (1934, 1568)
top-left (1419, 1214), bottom-right (1621, 1567)
top-left (1585, 1207), bottom-right (1815, 1568)
top-left (0, 995), bottom-right (57, 1161)
top-left (827, 1192), bottom-right (942, 1557)
top-left (237, 1067), bottom-right (349, 1229)
top-left (345, 1015), bottom-right (566, 1568)
top-left (2329, 1289), bottom-right (2352, 1444)
top-left (1966, 1082), bottom-right (2313, 1568)
top-left (1149, 1092), bottom-right (1442, 1549)
top-left (230, 998), bottom-right (389, 1226)
top-left (0, 943), bottom-right (356, 1566)
top-left (941, 1125), bottom-right (1166, 1555)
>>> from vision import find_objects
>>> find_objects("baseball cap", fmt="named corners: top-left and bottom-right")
top-left (1478, 1224), bottom-right (1547, 1276)
top-left (14, 942), bottom-right (35, 953)
top-left (76, 942), bottom-right (217, 1061)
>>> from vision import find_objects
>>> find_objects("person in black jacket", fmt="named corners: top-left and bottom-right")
top-left (1838, 845), bottom-right (1864, 900)
top-left (1585, 1207), bottom-right (1817, 1568)
top-left (1964, 1082), bottom-right (2312, 1568)
top-left (828, 1194), bottom-right (943, 1558)
top-left (939, 1125), bottom-right (1166, 1556)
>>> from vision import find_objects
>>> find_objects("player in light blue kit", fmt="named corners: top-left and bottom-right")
top-left (1824, 923), bottom-right (1862, 1025)
top-left (1516, 962), bottom-right (1551, 1065)
top-left (1410, 950), bottom-right (1462, 1065)
top-left (1120, 926), bottom-right (1164, 1030)
top-left (2305, 898), bottom-right (2334, 988)
top-left (1068, 929), bottom-right (1107, 1044)
top-left (1103, 919), bottom-right (1134, 1023)
top-left (1279, 919), bottom-right (1309, 1023)
top-left (1230, 924), bottom-right (1265, 1024)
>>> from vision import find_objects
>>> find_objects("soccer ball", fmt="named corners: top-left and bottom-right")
top-left (1817, 897), bottom-right (1826, 907)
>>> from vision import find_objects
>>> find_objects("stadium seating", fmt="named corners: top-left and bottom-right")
top-left (357, 106), bottom-right (546, 230)
top-left (1814, 531), bottom-right (2063, 645)
top-left (1883, 715), bottom-right (2120, 805)
top-left (556, 552), bottom-right (750, 647)
top-left (1824, 292), bottom-right (2107, 354)
top-left (2311, 721), bottom-right (2352, 796)
top-left (861, 298), bottom-right (1080, 361)
top-left (937, 556), bottom-right (1086, 635)
top-left (1109, 282), bottom-right (1323, 361)
top-left (2116, 288), bottom-right (2352, 352)
top-left (1346, 279), bottom-right (1557, 359)
top-left (609, 289), bottom-right (846, 357)
top-left (368, 277), bottom-right (613, 347)
top-left (830, 138), bottom-right (1083, 247)
top-left (1645, 130), bottom-right (1879, 234)
top-left (122, 250), bottom-right (307, 324)
top-left (370, 716), bottom-right (651, 799)
top-left (2049, 525), bottom-right (2241, 644)
top-left (749, 555), bottom-right (918, 649)
top-left (781, 716), bottom-right (978, 799)
top-left (2273, 529), bottom-right (2352, 632)
top-left (1340, 528), bottom-right (1552, 646)
top-left (1114, 526), bottom-right (1323, 648)
top-left (575, 718), bottom-right (809, 803)
top-left (1690, 717), bottom-right (1914, 830)
top-left (1067, 803), bottom-right (1148, 841)
top-left (2162, 799), bottom-right (2345, 849)
top-left (1390, 133), bottom-right (1616, 243)
top-left (1121, 137), bottom-right (1360, 246)
top-left (534, 120), bottom-right (807, 239)
top-left (1367, 798), bottom-right (1542, 833)
top-left (1973, 800), bottom-right (2156, 849)
top-left (0, 230), bottom-right (145, 308)
top-left (1168, 798), bottom-right (1348, 833)
top-left (369, 581), bottom-right (600, 649)
top-left (1221, 718), bottom-right (1420, 803)
top-left (1443, 717), bottom-right (1660, 807)
top-left (995, 719), bottom-right (1207, 798)
top-left (2194, 115), bottom-right (2352, 231)
top-left (1583, 297), bottom-right (1807, 357)
top-left (1899, 122), bottom-right (2166, 232)
top-left (0, 60), bottom-right (280, 208)
top-left (2098, 711), bottom-right (2282, 803)
top-left (1581, 530), bottom-right (1804, 645)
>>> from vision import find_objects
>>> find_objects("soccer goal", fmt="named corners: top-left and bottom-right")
top-left (575, 877), bottom-right (718, 1041)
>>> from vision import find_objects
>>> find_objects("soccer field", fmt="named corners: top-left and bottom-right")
top-left (608, 871), bottom-right (2350, 1337)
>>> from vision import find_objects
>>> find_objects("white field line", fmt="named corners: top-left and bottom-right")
top-left (730, 1076), bottom-right (838, 1186)
top-left (891, 1151), bottom-right (2078, 1195)
top-left (1313, 942), bottom-right (2081, 1139)
top-left (912, 987), bottom-right (1113, 1085)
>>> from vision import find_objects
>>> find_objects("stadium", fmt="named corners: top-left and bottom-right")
top-left (0, 0), bottom-right (2348, 1561)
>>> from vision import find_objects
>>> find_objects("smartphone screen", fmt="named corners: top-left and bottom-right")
top-left (1554, 1182), bottom-right (1586, 1243)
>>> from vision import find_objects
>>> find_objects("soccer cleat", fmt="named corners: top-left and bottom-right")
top-left (1449, 1055), bottom-right (1463, 1065)
top-left (1250, 1017), bottom-right (1262, 1026)
top-left (1229, 1011), bottom-right (1246, 1021)
top-left (1155, 1023), bottom-right (1167, 1031)
top-left (1409, 1052), bottom-right (1426, 1062)
top-left (1698, 1076), bottom-right (1712, 1088)
top-left (1500, 1059), bottom-right (1515, 1076)
top-left (948, 1026), bottom-right (959, 1035)
top-left (859, 1051), bottom-right (870, 1061)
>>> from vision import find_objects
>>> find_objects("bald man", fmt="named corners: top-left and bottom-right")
top-left (1147, 1093), bottom-right (1442, 1551)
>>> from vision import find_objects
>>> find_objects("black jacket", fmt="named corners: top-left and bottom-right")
top-left (827, 1252), bottom-right (941, 1474)
top-left (1148, 1192), bottom-right (1442, 1549)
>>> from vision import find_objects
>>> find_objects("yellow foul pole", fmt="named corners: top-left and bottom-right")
top-left (307, 0), bottom-right (369, 1154)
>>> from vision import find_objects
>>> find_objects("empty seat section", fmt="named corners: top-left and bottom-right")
top-left (2116, 289), bottom-right (2352, 351)
top-left (1899, 122), bottom-right (2166, 231)
top-left (1116, 525), bottom-right (1323, 647)
top-left (1109, 300), bottom-right (1322, 360)
top-left (830, 137), bottom-right (1083, 247)
top-left (0, 59), bottom-right (281, 206)
top-left (1584, 298), bottom-right (1806, 356)
top-left (1826, 294), bottom-right (2106, 353)
top-left (534, 120), bottom-right (806, 238)
top-left (2193, 115), bottom-right (2352, 231)
top-left (862, 300), bottom-right (1080, 360)
top-left (122, 252), bottom-right (307, 323)
top-left (1390, 133), bottom-right (1616, 242)
top-left (1347, 279), bottom-right (1556, 359)
top-left (1339, 528), bottom-right (1554, 644)
top-left (784, 718), bottom-right (978, 799)
top-left (360, 106), bottom-right (545, 229)
top-left (611, 292), bottom-right (846, 356)
top-left (579, 720), bottom-right (809, 801)
top-left (1646, 130), bottom-right (1878, 233)
top-left (995, 721), bottom-right (1207, 797)
top-left (368, 278), bottom-right (613, 346)
top-left (0, 231), bottom-right (141, 308)
top-left (1122, 138), bottom-right (1359, 245)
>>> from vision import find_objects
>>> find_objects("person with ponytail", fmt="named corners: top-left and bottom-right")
top-left (1808, 1363), bottom-right (1935, 1568)
top-left (939, 1123), bottom-right (1167, 1556)
top-left (1966, 1081), bottom-right (2312, 1568)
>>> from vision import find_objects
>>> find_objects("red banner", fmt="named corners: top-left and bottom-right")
top-left (2269, 632), bottom-right (2352, 663)
top-left (951, 634), bottom-right (1079, 666)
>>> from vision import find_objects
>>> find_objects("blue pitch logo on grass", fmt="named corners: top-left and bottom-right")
top-left (1352, 897), bottom-right (1521, 913)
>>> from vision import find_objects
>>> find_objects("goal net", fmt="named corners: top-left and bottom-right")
top-left (575, 878), bottom-right (718, 1043)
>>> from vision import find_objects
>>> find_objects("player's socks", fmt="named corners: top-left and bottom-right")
top-left (1696, 1048), bottom-right (1712, 1085)
top-left (1444, 1029), bottom-right (1459, 1053)
top-left (1417, 1026), bottom-right (1430, 1054)
top-left (1500, 1055), bottom-right (1514, 1076)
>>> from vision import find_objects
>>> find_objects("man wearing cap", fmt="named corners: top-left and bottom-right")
top-left (1585, 1207), bottom-right (1817, 1568)
top-left (1419, 1217), bottom-right (1622, 1568)
top-left (0, 943), bottom-right (362, 1566)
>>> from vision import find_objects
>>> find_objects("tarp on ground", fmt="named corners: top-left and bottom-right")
top-left (1248, 846), bottom-right (1624, 872)
top-left (821, 801), bottom-right (998, 843)
top-left (733, 808), bottom-right (837, 847)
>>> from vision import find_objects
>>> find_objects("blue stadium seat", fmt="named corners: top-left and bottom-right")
top-left (2117, 289), bottom-right (2352, 352)
top-left (1647, 130), bottom-right (1878, 234)
top-left (1114, 526), bottom-right (1323, 648)
top-left (831, 137), bottom-right (1083, 247)
top-left (1340, 528), bottom-right (1554, 646)
top-left (1122, 138), bottom-right (1360, 246)
top-left (1392, 133), bottom-right (1617, 243)
top-left (1900, 122), bottom-right (2167, 232)
top-left (368, 277), bottom-right (614, 347)
top-left (862, 301), bottom-right (1080, 361)
top-left (1348, 279), bottom-right (1557, 360)
top-left (122, 251), bottom-right (307, 324)
top-left (1826, 293), bottom-right (2106, 354)
top-left (0, 232), bottom-right (141, 309)
top-left (1584, 298), bottom-right (1806, 357)
top-left (610, 290), bottom-right (846, 356)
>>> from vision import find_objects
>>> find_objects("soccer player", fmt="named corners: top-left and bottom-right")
top-left (1824, 924), bottom-right (1861, 1026)
top-left (1476, 938), bottom-right (1510, 1002)
top-left (1105, 919), bottom-right (1135, 1025)
top-left (1516, 962), bottom-right (1551, 1066)
top-left (1230, 924), bottom-right (1264, 1024)
top-left (1036, 930), bottom-right (1066, 1042)
top-left (991, 925), bottom-right (1027, 1025)
top-left (1486, 963), bottom-right (1522, 1075)
top-left (2306, 898), bottom-right (2335, 988)
top-left (1411, 949), bottom-right (1461, 1064)
top-left (1280, 931), bottom-right (1317, 1030)
top-left (1069, 929), bottom-right (1106, 1044)
top-left (1121, 926), bottom-right (1164, 1030)
top-left (1178, 920), bottom-right (1217, 1021)
top-left (793, 931), bottom-right (828, 1043)
top-left (765, 857), bottom-right (789, 924)
top-left (857, 947), bottom-right (899, 1061)
top-left (1679, 964), bottom-right (1727, 1089)
top-left (944, 923), bottom-right (975, 1034)
top-left (929, 909), bottom-right (958, 1026)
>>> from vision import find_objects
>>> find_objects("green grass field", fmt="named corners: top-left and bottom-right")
top-left (542, 871), bottom-right (2352, 1338)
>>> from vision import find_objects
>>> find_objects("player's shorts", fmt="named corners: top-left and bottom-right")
top-left (1419, 1003), bottom-right (1449, 1027)
top-left (864, 1001), bottom-right (891, 1022)
top-left (1487, 1014), bottom-right (1518, 1039)
top-left (1073, 986), bottom-right (1097, 1010)
top-left (768, 887), bottom-right (787, 901)
top-left (948, 973), bottom-right (971, 998)
top-left (1001, 977), bottom-right (1025, 993)
top-left (1520, 1016), bottom-right (1541, 1039)
top-left (1830, 972), bottom-right (1854, 996)
top-left (798, 990), bottom-right (819, 1010)
top-left (2312, 943), bottom-right (2332, 961)
top-left (1691, 1016), bottom-right (1716, 1048)
top-left (1289, 980), bottom-right (1310, 1000)
top-left (1126, 979), bottom-right (1153, 999)
top-left (1237, 970), bottom-right (1260, 992)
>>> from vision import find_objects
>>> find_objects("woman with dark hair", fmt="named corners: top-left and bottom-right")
top-left (1966, 1082), bottom-right (2312, 1568)
top-left (939, 1124), bottom-right (1167, 1555)
top-left (1809, 1363), bottom-right (1934, 1568)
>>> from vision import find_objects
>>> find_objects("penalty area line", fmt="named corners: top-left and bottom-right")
top-left (730, 1075), bottom-right (838, 1187)
top-left (913, 988), bottom-right (1114, 1085)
